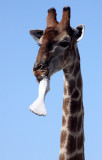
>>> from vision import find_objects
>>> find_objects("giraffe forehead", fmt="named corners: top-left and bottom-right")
top-left (43, 28), bottom-right (69, 42)
top-left (43, 28), bottom-right (59, 40)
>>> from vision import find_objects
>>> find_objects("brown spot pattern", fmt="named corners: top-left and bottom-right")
top-left (68, 116), bottom-right (77, 132)
top-left (59, 153), bottom-right (65, 160)
top-left (73, 62), bottom-right (80, 76)
top-left (71, 89), bottom-right (80, 99)
top-left (64, 63), bottom-right (74, 74)
top-left (77, 133), bottom-right (84, 150)
top-left (77, 73), bottom-right (82, 90)
top-left (60, 130), bottom-right (67, 148)
top-left (70, 98), bottom-right (82, 114)
top-left (67, 135), bottom-right (76, 154)
top-left (68, 79), bottom-right (76, 95)
top-left (63, 98), bottom-right (70, 116)
top-left (69, 153), bottom-right (84, 160)
top-left (62, 116), bottom-right (66, 126)
top-left (77, 114), bottom-right (82, 131)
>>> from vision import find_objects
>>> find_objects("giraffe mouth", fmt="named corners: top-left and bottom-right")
top-left (33, 63), bottom-right (49, 82)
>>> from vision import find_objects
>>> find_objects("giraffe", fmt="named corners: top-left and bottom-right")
top-left (30, 7), bottom-right (85, 160)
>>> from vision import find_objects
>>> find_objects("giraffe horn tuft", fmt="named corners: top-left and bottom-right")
top-left (46, 8), bottom-right (58, 27)
top-left (60, 6), bottom-right (71, 28)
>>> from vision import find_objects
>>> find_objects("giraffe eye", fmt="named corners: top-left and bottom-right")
top-left (59, 40), bottom-right (69, 47)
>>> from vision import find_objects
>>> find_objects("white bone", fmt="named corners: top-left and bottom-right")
top-left (29, 76), bottom-right (50, 116)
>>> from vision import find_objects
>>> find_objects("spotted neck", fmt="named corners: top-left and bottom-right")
top-left (59, 54), bottom-right (84, 160)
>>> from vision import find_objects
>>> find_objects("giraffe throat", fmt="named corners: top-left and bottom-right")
top-left (59, 60), bottom-right (84, 160)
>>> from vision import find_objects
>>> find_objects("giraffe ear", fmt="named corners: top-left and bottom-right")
top-left (29, 30), bottom-right (44, 45)
top-left (75, 24), bottom-right (85, 42)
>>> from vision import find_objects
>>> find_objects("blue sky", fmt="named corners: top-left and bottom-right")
top-left (0, 0), bottom-right (102, 160)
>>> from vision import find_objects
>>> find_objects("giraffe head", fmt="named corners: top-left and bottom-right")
top-left (30, 7), bottom-right (85, 81)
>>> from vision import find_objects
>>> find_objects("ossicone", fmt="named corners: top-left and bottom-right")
top-left (60, 6), bottom-right (71, 28)
top-left (46, 7), bottom-right (58, 27)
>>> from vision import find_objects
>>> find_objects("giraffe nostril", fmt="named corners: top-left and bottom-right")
top-left (39, 64), bottom-right (44, 69)
top-left (33, 63), bottom-right (38, 71)
top-left (33, 63), bottom-right (45, 71)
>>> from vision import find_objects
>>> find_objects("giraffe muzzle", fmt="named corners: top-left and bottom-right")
top-left (33, 63), bottom-right (45, 71)
top-left (33, 62), bottom-right (49, 81)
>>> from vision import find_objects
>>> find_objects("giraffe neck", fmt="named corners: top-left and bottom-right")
top-left (59, 57), bottom-right (84, 160)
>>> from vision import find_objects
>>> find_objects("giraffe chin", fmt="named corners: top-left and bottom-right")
top-left (29, 76), bottom-right (50, 116)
